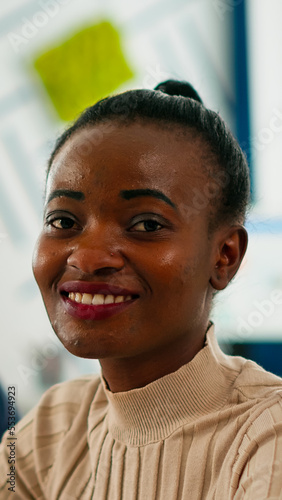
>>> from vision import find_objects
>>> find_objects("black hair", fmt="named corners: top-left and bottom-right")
top-left (47, 79), bottom-right (250, 229)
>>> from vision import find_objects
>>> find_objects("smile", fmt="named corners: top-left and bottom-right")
top-left (59, 281), bottom-right (140, 321)
top-left (68, 292), bottom-right (133, 305)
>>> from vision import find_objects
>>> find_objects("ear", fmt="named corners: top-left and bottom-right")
top-left (210, 225), bottom-right (248, 291)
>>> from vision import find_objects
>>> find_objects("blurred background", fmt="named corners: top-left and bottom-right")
top-left (0, 0), bottom-right (282, 418)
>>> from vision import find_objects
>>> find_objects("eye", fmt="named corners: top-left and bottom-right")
top-left (46, 216), bottom-right (79, 230)
top-left (52, 218), bottom-right (75, 229)
top-left (131, 219), bottom-right (163, 232)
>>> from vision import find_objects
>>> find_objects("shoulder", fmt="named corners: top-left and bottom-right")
top-left (15, 374), bottom-right (102, 434)
top-left (238, 360), bottom-right (282, 434)
top-left (227, 361), bottom-right (282, 491)
top-left (1, 375), bottom-right (103, 445)
top-left (207, 325), bottom-right (282, 402)
top-left (37, 373), bottom-right (102, 408)
top-left (231, 395), bottom-right (282, 496)
top-left (0, 375), bottom-right (103, 497)
top-left (233, 358), bottom-right (282, 401)
top-left (31, 374), bottom-right (103, 442)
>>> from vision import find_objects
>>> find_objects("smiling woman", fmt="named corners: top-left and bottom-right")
top-left (1, 81), bottom-right (282, 499)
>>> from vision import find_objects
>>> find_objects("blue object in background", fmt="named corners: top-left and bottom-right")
top-left (233, 0), bottom-right (253, 197)
top-left (232, 343), bottom-right (282, 378)
top-left (0, 384), bottom-right (20, 439)
top-left (0, 384), bottom-right (9, 439)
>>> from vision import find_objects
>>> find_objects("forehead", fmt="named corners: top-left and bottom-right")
top-left (47, 122), bottom-right (207, 198)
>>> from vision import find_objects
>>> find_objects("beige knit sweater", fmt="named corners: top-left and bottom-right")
top-left (1, 325), bottom-right (282, 499)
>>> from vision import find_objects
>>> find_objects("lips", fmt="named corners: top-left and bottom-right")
top-left (58, 281), bottom-right (140, 321)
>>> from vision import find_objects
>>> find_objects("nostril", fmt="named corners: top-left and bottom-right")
top-left (67, 248), bottom-right (125, 274)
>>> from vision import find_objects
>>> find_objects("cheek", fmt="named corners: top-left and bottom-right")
top-left (32, 235), bottom-right (61, 292)
top-left (137, 245), bottom-right (193, 295)
top-left (148, 244), bottom-right (209, 305)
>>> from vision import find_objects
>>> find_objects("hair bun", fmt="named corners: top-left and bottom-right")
top-left (154, 80), bottom-right (203, 104)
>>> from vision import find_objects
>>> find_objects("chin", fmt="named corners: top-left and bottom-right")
top-left (53, 328), bottom-right (122, 360)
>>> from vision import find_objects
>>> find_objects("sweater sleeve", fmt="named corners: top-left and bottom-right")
top-left (0, 407), bottom-right (43, 499)
top-left (233, 397), bottom-right (282, 499)
top-left (0, 375), bottom-right (101, 500)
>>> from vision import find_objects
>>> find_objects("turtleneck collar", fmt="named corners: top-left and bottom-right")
top-left (96, 325), bottom-right (243, 446)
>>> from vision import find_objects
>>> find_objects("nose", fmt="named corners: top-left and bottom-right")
top-left (66, 230), bottom-right (125, 275)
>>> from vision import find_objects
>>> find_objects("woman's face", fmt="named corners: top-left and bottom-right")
top-left (33, 121), bottom-right (225, 384)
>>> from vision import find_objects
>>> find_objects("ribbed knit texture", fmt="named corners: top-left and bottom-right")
top-left (1, 325), bottom-right (282, 499)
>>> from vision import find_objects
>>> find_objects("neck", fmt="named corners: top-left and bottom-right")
top-left (99, 327), bottom-right (207, 393)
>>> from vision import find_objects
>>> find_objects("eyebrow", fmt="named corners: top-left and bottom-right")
top-left (119, 189), bottom-right (177, 210)
top-left (46, 189), bottom-right (85, 204)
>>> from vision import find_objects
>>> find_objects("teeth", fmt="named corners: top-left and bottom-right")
top-left (115, 295), bottom-right (125, 303)
top-left (92, 294), bottom-right (105, 305)
top-left (75, 293), bottom-right (82, 303)
top-left (104, 294), bottom-right (115, 304)
top-left (81, 293), bottom-right (92, 305)
top-left (68, 292), bottom-right (133, 304)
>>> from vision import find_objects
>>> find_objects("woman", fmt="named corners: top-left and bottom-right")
top-left (1, 81), bottom-right (282, 499)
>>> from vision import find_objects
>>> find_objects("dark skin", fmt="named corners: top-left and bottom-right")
top-left (32, 122), bottom-right (248, 392)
